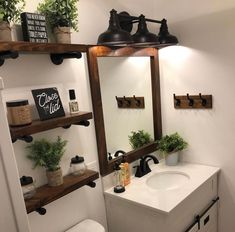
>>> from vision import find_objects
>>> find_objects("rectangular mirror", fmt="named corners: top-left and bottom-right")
top-left (87, 46), bottom-right (162, 176)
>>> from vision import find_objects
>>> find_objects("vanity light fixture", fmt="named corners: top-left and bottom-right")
top-left (97, 9), bottom-right (178, 47)
top-left (97, 9), bottom-right (133, 45)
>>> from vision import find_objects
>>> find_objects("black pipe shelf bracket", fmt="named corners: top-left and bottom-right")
top-left (62, 120), bottom-right (90, 129)
top-left (86, 181), bottom-right (96, 188)
top-left (173, 93), bottom-right (212, 109)
top-left (50, 52), bottom-right (82, 65)
top-left (12, 135), bottom-right (33, 144)
top-left (0, 51), bottom-right (19, 66)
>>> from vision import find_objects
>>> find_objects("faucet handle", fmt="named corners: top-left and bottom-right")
top-left (133, 165), bottom-right (143, 178)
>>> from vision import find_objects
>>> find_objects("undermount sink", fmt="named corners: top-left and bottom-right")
top-left (146, 171), bottom-right (190, 190)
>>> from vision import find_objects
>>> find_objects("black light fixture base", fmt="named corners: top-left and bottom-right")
top-left (50, 52), bottom-right (82, 65)
top-left (118, 11), bottom-right (133, 32)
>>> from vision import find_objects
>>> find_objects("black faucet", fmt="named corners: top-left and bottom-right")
top-left (114, 150), bottom-right (126, 157)
top-left (134, 155), bottom-right (159, 178)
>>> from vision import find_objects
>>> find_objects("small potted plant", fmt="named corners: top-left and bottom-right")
top-left (37, 0), bottom-right (79, 43)
top-left (128, 130), bottom-right (153, 149)
top-left (0, 0), bottom-right (25, 41)
top-left (157, 132), bottom-right (188, 166)
top-left (26, 136), bottom-right (67, 186)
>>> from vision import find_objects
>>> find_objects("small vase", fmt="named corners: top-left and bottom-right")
top-left (0, 21), bottom-right (12, 41)
top-left (165, 151), bottom-right (179, 166)
top-left (54, 26), bottom-right (71, 44)
top-left (46, 168), bottom-right (63, 187)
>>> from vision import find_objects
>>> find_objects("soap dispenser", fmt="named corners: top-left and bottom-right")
top-left (113, 161), bottom-right (125, 193)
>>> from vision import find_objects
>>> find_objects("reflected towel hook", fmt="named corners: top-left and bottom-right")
top-left (199, 93), bottom-right (207, 106)
top-left (123, 96), bottom-right (131, 106)
top-left (115, 96), bottom-right (123, 107)
top-left (187, 93), bottom-right (194, 106)
top-left (133, 95), bottom-right (141, 106)
top-left (173, 94), bottom-right (181, 106)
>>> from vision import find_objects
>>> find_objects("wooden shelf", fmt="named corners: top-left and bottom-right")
top-left (10, 111), bottom-right (93, 141)
top-left (0, 41), bottom-right (91, 54)
top-left (25, 169), bottom-right (99, 214)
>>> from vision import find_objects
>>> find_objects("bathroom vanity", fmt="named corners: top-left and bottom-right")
top-left (104, 162), bottom-right (220, 232)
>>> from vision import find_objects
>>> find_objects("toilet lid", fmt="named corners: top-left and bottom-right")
top-left (66, 219), bottom-right (105, 232)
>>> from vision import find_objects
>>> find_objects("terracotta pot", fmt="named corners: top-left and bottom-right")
top-left (0, 21), bottom-right (12, 41)
top-left (46, 168), bottom-right (63, 187)
top-left (54, 26), bottom-right (71, 44)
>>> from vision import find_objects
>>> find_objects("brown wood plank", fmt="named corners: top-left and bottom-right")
top-left (10, 112), bottom-right (92, 140)
top-left (0, 41), bottom-right (92, 53)
top-left (25, 169), bottom-right (99, 213)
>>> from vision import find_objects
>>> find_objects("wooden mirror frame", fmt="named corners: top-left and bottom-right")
top-left (87, 46), bottom-right (162, 176)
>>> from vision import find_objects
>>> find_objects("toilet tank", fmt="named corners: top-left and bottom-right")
top-left (66, 219), bottom-right (105, 232)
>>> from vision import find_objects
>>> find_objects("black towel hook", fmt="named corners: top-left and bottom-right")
top-left (115, 96), bottom-right (123, 107)
top-left (187, 93), bottom-right (194, 106)
top-left (199, 93), bottom-right (207, 106)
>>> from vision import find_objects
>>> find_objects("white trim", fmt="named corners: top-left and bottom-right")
top-left (0, 77), bottom-right (30, 232)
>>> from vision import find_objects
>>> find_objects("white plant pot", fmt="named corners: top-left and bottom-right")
top-left (165, 151), bottom-right (179, 166)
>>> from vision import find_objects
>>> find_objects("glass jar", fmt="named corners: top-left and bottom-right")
top-left (70, 155), bottom-right (87, 176)
top-left (20, 176), bottom-right (36, 200)
top-left (6, 100), bottom-right (32, 126)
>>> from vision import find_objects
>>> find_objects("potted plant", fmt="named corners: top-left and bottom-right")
top-left (128, 130), bottom-right (153, 149)
top-left (0, 0), bottom-right (25, 41)
top-left (26, 136), bottom-right (67, 186)
top-left (37, 0), bottom-right (79, 44)
top-left (157, 132), bottom-right (188, 166)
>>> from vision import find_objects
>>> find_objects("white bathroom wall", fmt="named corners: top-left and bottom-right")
top-left (153, 1), bottom-right (235, 232)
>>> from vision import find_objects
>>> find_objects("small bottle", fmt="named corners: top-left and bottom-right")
top-left (69, 89), bottom-right (79, 114)
top-left (113, 162), bottom-right (125, 193)
top-left (120, 155), bottom-right (130, 186)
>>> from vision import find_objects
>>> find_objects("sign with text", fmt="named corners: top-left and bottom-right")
top-left (32, 88), bottom-right (65, 120)
top-left (21, 12), bottom-right (48, 43)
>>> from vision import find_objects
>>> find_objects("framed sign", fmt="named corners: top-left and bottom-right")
top-left (32, 88), bottom-right (65, 121)
top-left (21, 12), bottom-right (48, 43)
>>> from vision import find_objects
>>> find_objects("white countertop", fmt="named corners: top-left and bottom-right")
top-left (104, 162), bottom-right (220, 214)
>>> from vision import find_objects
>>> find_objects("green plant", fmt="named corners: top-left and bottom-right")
top-left (26, 136), bottom-right (67, 171)
top-left (0, 0), bottom-right (25, 23)
top-left (128, 130), bottom-right (153, 149)
top-left (157, 132), bottom-right (188, 154)
top-left (37, 0), bottom-right (79, 31)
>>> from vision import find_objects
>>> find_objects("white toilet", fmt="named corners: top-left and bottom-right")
top-left (66, 219), bottom-right (105, 232)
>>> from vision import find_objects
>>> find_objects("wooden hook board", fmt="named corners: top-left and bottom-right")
top-left (174, 94), bottom-right (212, 109)
top-left (116, 96), bottom-right (145, 109)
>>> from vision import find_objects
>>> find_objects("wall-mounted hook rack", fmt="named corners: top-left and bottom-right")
top-left (50, 52), bottom-right (82, 65)
top-left (115, 96), bottom-right (145, 109)
top-left (173, 94), bottom-right (212, 109)
top-left (0, 51), bottom-right (19, 66)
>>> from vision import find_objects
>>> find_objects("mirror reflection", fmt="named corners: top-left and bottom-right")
top-left (98, 57), bottom-right (154, 161)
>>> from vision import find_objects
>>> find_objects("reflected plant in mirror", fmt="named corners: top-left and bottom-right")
top-left (128, 130), bottom-right (153, 150)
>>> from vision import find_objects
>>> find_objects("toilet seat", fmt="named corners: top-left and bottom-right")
top-left (66, 219), bottom-right (105, 232)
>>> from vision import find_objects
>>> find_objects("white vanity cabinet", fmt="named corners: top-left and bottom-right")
top-left (104, 162), bottom-right (219, 232)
